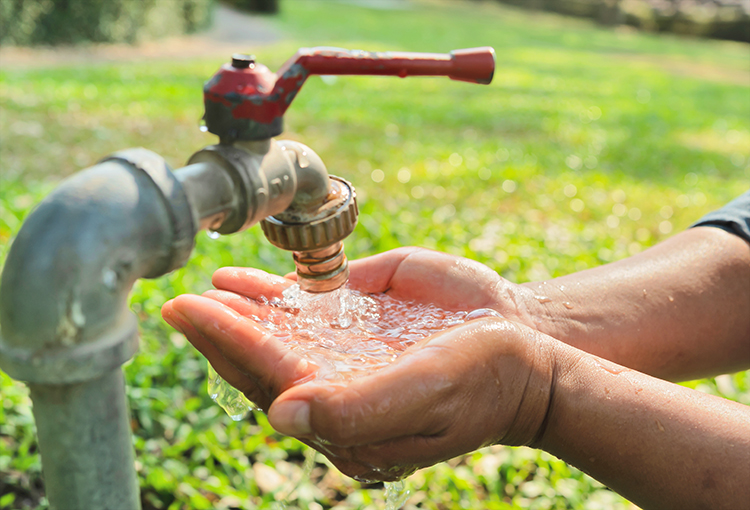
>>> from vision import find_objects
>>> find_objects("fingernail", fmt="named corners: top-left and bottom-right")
top-left (269, 401), bottom-right (311, 436)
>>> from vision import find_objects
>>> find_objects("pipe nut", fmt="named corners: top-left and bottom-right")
top-left (260, 176), bottom-right (358, 252)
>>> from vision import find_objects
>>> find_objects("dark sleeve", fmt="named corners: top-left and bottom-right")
top-left (691, 190), bottom-right (750, 244)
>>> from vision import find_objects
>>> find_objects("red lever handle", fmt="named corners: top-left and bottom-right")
top-left (203, 47), bottom-right (495, 142)
top-left (277, 47), bottom-right (495, 84)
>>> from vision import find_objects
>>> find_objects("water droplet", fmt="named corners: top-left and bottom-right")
top-left (102, 268), bottom-right (118, 290)
top-left (563, 302), bottom-right (574, 309)
top-left (206, 230), bottom-right (220, 240)
top-left (297, 150), bottom-right (310, 168)
top-left (465, 308), bottom-right (503, 320)
top-left (593, 359), bottom-right (627, 375)
top-left (384, 480), bottom-right (410, 510)
top-left (535, 295), bottom-right (552, 304)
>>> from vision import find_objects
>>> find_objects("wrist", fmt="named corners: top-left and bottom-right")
top-left (497, 326), bottom-right (561, 448)
top-left (502, 280), bottom-right (578, 341)
top-left (525, 340), bottom-right (582, 452)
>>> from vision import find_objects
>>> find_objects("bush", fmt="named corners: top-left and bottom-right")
top-left (493, 0), bottom-right (750, 42)
top-left (223, 0), bottom-right (279, 14)
top-left (0, 0), bottom-right (214, 47)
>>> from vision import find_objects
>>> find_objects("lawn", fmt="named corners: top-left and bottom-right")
top-left (1, 0), bottom-right (748, 508)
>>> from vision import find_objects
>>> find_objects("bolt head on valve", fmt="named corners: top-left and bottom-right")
top-left (231, 54), bottom-right (255, 69)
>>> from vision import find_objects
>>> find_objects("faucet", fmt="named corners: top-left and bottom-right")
top-left (0, 47), bottom-right (495, 510)
top-left (197, 47), bottom-right (495, 291)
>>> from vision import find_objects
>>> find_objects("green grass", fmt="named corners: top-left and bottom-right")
top-left (1, 0), bottom-right (749, 508)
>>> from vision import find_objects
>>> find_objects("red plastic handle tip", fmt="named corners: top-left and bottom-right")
top-left (449, 47), bottom-right (495, 84)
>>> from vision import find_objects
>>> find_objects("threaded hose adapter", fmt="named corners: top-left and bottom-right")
top-left (261, 176), bottom-right (357, 292)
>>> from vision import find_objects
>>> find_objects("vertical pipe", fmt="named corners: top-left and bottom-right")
top-left (30, 370), bottom-right (140, 510)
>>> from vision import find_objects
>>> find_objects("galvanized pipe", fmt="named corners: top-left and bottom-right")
top-left (0, 149), bottom-right (195, 510)
top-left (0, 141), bottom-right (347, 509)
top-left (30, 370), bottom-right (140, 510)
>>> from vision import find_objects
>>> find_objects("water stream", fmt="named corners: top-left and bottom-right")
top-left (207, 282), bottom-right (501, 508)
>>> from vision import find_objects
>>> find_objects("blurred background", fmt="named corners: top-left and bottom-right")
top-left (1, 0), bottom-right (748, 509)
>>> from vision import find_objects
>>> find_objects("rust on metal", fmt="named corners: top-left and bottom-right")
top-left (203, 46), bottom-right (496, 141)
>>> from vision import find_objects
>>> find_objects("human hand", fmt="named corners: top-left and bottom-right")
top-left (161, 247), bottom-right (558, 481)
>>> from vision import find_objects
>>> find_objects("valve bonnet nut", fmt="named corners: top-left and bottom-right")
top-left (260, 177), bottom-right (358, 252)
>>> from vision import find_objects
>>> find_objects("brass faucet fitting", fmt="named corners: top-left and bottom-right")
top-left (292, 242), bottom-right (349, 293)
top-left (261, 176), bottom-right (358, 292)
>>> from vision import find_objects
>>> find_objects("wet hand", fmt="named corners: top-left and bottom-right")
top-left (265, 317), bottom-right (558, 481)
top-left (161, 269), bottom-right (317, 411)
top-left (341, 247), bottom-right (540, 329)
top-left (161, 247), bottom-right (558, 480)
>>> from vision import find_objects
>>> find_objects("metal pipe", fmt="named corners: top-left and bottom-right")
top-left (0, 140), bottom-right (356, 507)
top-left (0, 149), bottom-right (197, 510)
top-left (30, 370), bottom-right (140, 510)
top-left (174, 161), bottom-right (236, 232)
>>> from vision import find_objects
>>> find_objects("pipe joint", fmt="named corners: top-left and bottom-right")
top-left (0, 149), bottom-right (196, 385)
top-left (186, 141), bottom-right (297, 234)
top-left (0, 316), bottom-right (138, 385)
top-left (102, 148), bottom-right (196, 276)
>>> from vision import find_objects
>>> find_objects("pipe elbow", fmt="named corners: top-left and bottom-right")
top-left (0, 149), bottom-right (195, 384)
top-left (277, 140), bottom-right (331, 212)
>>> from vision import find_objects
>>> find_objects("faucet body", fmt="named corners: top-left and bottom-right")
top-left (0, 46), bottom-right (495, 510)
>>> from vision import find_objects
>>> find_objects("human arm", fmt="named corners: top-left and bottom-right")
top-left (537, 347), bottom-right (750, 510)
top-left (517, 226), bottom-right (750, 381)
top-left (162, 271), bottom-right (750, 508)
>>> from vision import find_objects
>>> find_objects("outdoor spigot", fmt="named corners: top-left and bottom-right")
top-left (203, 46), bottom-right (496, 142)
top-left (200, 46), bottom-right (495, 291)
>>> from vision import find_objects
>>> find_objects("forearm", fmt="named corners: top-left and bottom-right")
top-left (519, 227), bottom-right (750, 380)
top-left (536, 344), bottom-right (750, 510)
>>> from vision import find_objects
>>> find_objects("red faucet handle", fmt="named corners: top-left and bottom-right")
top-left (280, 47), bottom-right (495, 84)
top-left (203, 46), bottom-right (496, 142)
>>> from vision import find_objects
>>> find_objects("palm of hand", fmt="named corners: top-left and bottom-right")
top-left (161, 247), bottom-right (552, 481)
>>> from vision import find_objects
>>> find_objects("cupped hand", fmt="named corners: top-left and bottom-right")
top-left (161, 247), bottom-right (558, 481)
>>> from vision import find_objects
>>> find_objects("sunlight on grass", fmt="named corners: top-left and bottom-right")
top-left (0, 0), bottom-right (748, 508)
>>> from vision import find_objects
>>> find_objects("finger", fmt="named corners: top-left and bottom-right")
top-left (378, 248), bottom-right (501, 309)
top-left (170, 294), bottom-right (318, 398)
top-left (266, 342), bottom-right (461, 446)
top-left (294, 439), bottom-right (410, 483)
top-left (269, 319), bottom-right (517, 448)
top-left (162, 299), bottom-right (271, 409)
top-left (212, 267), bottom-right (294, 300)
top-left (346, 247), bottom-right (424, 293)
top-left (202, 289), bottom-right (273, 320)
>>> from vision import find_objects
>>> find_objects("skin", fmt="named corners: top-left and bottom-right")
top-left (162, 226), bottom-right (750, 509)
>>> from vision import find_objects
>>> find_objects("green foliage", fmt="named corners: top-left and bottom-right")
top-left (0, 0), bottom-right (748, 508)
top-left (0, 0), bottom-right (214, 46)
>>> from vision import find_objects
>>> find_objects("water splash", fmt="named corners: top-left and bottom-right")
top-left (384, 480), bottom-right (410, 510)
top-left (207, 363), bottom-right (259, 419)
top-left (259, 284), bottom-right (470, 382)
top-left (206, 285), bottom-right (493, 508)
top-left (209, 285), bottom-right (503, 415)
